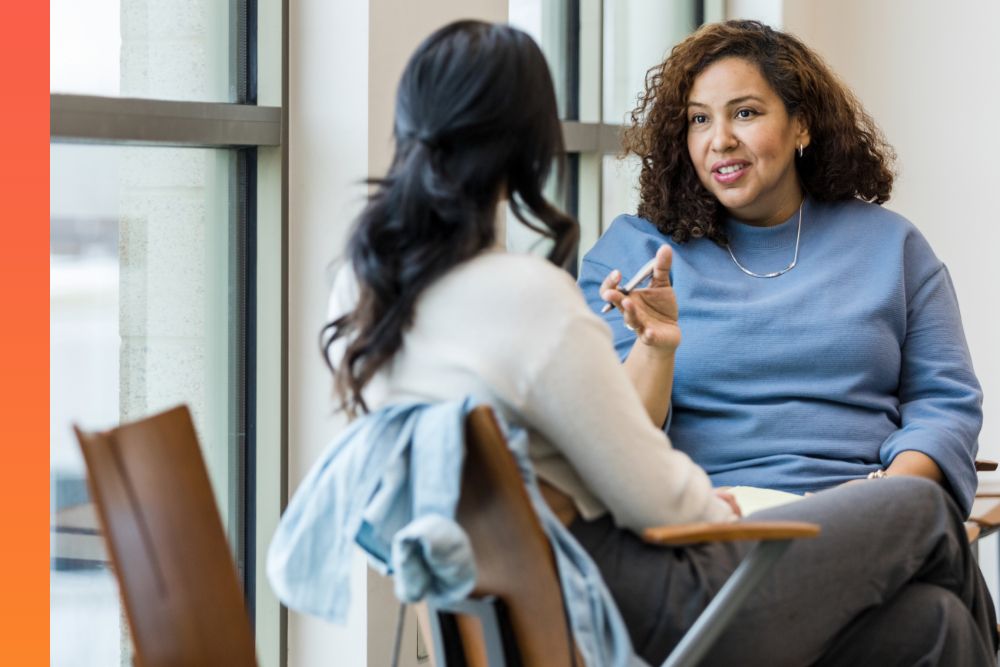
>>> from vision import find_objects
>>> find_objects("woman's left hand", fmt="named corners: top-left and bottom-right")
top-left (715, 488), bottom-right (743, 518)
top-left (600, 245), bottom-right (681, 352)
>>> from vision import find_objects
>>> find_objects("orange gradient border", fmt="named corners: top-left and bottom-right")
top-left (0, 2), bottom-right (49, 664)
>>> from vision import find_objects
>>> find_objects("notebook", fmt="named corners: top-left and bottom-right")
top-left (727, 486), bottom-right (804, 516)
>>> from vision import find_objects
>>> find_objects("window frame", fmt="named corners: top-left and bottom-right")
top-left (48, 0), bottom-right (288, 664)
top-left (559, 0), bottom-right (716, 255)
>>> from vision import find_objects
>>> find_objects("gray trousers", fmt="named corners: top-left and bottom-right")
top-left (570, 477), bottom-right (998, 666)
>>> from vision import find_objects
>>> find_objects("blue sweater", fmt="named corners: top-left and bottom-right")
top-left (579, 197), bottom-right (982, 515)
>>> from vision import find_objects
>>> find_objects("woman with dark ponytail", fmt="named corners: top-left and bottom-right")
top-left (325, 20), bottom-right (577, 417)
top-left (320, 20), bottom-right (996, 666)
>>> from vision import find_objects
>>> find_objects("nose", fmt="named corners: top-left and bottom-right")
top-left (710, 120), bottom-right (738, 153)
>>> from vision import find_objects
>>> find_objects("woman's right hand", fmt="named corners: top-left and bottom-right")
top-left (600, 245), bottom-right (681, 353)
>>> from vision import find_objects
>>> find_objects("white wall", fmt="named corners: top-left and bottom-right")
top-left (733, 0), bottom-right (1000, 606)
top-left (287, 2), bottom-right (505, 665)
top-left (727, 0), bottom-right (1000, 473)
top-left (778, 0), bottom-right (1000, 476)
top-left (287, 1), bottom-right (369, 665)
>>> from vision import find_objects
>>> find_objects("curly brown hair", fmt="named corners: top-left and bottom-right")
top-left (623, 20), bottom-right (895, 245)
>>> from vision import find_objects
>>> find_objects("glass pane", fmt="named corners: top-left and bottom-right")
top-left (504, 159), bottom-right (567, 257)
top-left (603, 0), bottom-right (696, 124)
top-left (49, 0), bottom-right (236, 102)
top-left (50, 143), bottom-right (240, 665)
top-left (602, 153), bottom-right (642, 229)
top-left (509, 0), bottom-right (573, 119)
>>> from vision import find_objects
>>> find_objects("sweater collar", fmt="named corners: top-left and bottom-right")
top-left (724, 197), bottom-right (811, 251)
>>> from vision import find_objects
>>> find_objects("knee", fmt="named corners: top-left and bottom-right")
top-left (882, 476), bottom-right (952, 515)
top-left (906, 584), bottom-right (967, 622)
top-left (886, 584), bottom-right (972, 647)
top-left (884, 474), bottom-right (942, 496)
top-left (819, 585), bottom-right (987, 666)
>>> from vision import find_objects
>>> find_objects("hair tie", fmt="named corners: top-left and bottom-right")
top-left (416, 132), bottom-right (439, 151)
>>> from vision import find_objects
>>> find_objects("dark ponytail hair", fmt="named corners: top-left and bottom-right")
top-left (323, 20), bottom-right (578, 416)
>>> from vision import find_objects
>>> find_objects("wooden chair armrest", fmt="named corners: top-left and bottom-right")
top-left (976, 459), bottom-right (998, 472)
top-left (969, 497), bottom-right (1000, 528)
top-left (643, 521), bottom-right (820, 546)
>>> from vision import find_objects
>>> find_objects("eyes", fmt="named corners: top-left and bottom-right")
top-left (688, 108), bottom-right (759, 125)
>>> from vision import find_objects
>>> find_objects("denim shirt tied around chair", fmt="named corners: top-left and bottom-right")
top-left (266, 398), bottom-right (645, 667)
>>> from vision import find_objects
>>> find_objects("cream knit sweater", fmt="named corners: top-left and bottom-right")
top-left (328, 250), bottom-right (733, 532)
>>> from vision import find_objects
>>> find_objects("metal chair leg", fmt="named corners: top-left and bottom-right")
top-left (664, 539), bottom-right (793, 667)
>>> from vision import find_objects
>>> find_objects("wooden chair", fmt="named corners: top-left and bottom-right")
top-left (73, 405), bottom-right (257, 667)
top-left (425, 406), bottom-right (820, 667)
top-left (961, 460), bottom-right (999, 544)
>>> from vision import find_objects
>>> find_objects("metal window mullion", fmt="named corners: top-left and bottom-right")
top-left (566, 0), bottom-right (580, 122)
top-left (278, 0), bottom-right (289, 661)
top-left (50, 94), bottom-right (281, 147)
top-left (595, 0), bottom-right (606, 236)
top-left (237, 0), bottom-right (259, 636)
top-left (236, 146), bottom-right (259, 629)
top-left (229, 148), bottom-right (249, 606)
top-left (235, 0), bottom-right (247, 103)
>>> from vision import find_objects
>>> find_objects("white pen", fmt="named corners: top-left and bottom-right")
top-left (600, 256), bottom-right (659, 314)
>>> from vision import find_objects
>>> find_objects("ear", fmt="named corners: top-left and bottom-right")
top-left (793, 114), bottom-right (811, 150)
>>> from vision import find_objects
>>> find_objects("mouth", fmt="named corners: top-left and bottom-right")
top-left (711, 160), bottom-right (750, 184)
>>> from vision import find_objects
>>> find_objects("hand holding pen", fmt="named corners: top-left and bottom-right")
top-left (598, 245), bottom-right (681, 351)
top-left (600, 255), bottom-right (658, 314)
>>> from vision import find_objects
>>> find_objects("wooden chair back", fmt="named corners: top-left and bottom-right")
top-left (73, 405), bottom-right (257, 667)
top-left (431, 405), bottom-right (576, 666)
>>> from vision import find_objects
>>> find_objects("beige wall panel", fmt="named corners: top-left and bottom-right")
top-left (368, 0), bottom-right (508, 178)
top-left (288, 2), bottom-right (509, 665)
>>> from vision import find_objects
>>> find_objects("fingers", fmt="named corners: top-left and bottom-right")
top-left (599, 268), bottom-right (622, 294)
top-left (599, 247), bottom-right (673, 317)
top-left (601, 290), bottom-right (626, 314)
top-left (603, 297), bottom-right (642, 336)
top-left (599, 269), bottom-right (625, 312)
top-left (620, 298), bottom-right (640, 333)
top-left (715, 490), bottom-right (742, 518)
top-left (649, 245), bottom-right (673, 288)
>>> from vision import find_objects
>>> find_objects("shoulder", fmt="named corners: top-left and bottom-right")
top-left (581, 213), bottom-right (669, 276)
top-left (419, 252), bottom-right (608, 376)
top-left (816, 198), bottom-right (940, 266)
top-left (451, 250), bottom-right (577, 290)
top-left (606, 213), bottom-right (662, 236)
top-left (598, 214), bottom-right (665, 251)
top-left (435, 251), bottom-right (590, 319)
top-left (816, 198), bottom-right (921, 240)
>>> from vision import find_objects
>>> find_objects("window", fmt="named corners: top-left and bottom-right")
top-left (50, 0), bottom-right (237, 102)
top-left (49, 1), bottom-right (284, 665)
top-left (508, 0), bottom-right (717, 265)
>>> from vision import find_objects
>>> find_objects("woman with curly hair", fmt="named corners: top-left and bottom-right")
top-left (307, 19), bottom-right (996, 665)
top-left (579, 20), bottom-right (982, 517)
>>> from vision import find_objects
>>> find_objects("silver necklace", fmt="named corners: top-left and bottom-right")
top-left (726, 202), bottom-right (803, 278)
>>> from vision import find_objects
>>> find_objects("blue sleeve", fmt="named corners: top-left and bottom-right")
top-left (577, 254), bottom-right (637, 362)
top-left (577, 216), bottom-right (654, 362)
top-left (878, 265), bottom-right (982, 515)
